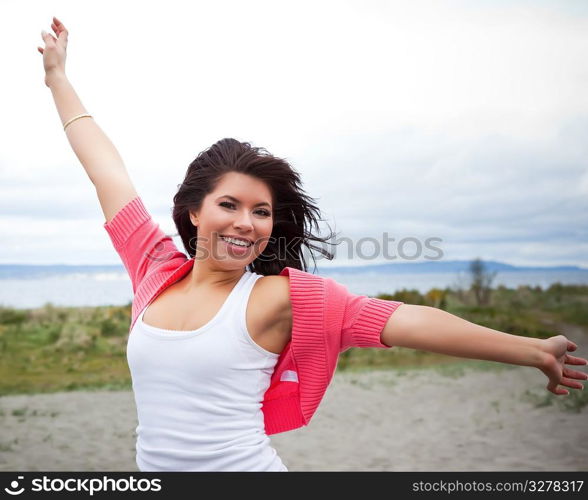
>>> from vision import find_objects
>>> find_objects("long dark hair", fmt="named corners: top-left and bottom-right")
top-left (172, 138), bottom-right (337, 275)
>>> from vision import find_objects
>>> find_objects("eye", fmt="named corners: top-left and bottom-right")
top-left (220, 201), bottom-right (271, 217)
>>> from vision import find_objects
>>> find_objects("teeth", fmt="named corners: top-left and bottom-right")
top-left (221, 236), bottom-right (250, 247)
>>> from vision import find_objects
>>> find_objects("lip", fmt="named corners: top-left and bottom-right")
top-left (220, 234), bottom-right (254, 246)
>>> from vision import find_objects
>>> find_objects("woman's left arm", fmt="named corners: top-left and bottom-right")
top-left (381, 304), bottom-right (588, 395)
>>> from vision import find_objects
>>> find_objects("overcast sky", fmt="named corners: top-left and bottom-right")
top-left (2, 0), bottom-right (588, 268)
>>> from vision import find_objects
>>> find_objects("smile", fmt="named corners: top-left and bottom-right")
top-left (220, 235), bottom-right (252, 247)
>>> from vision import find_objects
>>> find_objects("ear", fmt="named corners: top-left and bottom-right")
top-left (189, 211), bottom-right (199, 227)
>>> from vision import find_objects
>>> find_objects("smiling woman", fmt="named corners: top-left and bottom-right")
top-left (172, 138), bottom-right (337, 276)
top-left (38, 14), bottom-right (587, 473)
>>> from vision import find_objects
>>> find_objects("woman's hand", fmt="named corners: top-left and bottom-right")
top-left (37, 16), bottom-right (68, 87)
top-left (538, 335), bottom-right (588, 395)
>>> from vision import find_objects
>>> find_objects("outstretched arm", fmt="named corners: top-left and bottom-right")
top-left (381, 304), bottom-right (588, 396)
top-left (39, 17), bottom-right (138, 223)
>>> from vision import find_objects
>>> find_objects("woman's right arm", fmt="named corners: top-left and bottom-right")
top-left (39, 17), bottom-right (138, 223)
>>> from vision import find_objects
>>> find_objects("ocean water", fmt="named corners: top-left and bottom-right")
top-left (323, 270), bottom-right (588, 296)
top-left (1, 269), bottom-right (588, 310)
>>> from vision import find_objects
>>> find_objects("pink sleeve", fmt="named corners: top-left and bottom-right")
top-left (103, 197), bottom-right (186, 293)
top-left (340, 289), bottom-right (404, 350)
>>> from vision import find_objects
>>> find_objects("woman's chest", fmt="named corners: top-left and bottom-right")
top-left (141, 275), bottom-right (292, 355)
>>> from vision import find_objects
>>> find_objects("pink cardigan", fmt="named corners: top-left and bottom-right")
top-left (103, 197), bottom-right (403, 435)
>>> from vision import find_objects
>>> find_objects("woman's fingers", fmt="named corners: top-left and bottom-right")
top-left (41, 30), bottom-right (57, 44)
top-left (40, 16), bottom-right (67, 47)
top-left (52, 17), bottom-right (68, 41)
top-left (542, 336), bottom-right (586, 395)
top-left (547, 376), bottom-right (572, 395)
top-left (52, 22), bottom-right (63, 36)
top-left (546, 371), bottom-right (585, 396)
top-left (547, 383), bottom-right (568, 396)
top-left (565, 354), bottom-right (588, 365)
top-left (563, 367), bottom-right (588, 380)
top-left (559, 376), bottom-right (584, 390)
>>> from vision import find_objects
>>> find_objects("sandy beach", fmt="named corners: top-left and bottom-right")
top-left (1, 359), bottom-right (587, 471)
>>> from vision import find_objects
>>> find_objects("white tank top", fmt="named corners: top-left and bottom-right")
top-left (127, 270), bottom-right (288, 471)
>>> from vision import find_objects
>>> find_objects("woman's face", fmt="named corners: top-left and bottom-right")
top-left (189, 172), bottom-right (274, 269)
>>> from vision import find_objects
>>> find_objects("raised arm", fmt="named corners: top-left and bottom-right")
top-left (39, 17), bottom-right (138, 223)
top-left (381, 304), bottom-right (588, 396)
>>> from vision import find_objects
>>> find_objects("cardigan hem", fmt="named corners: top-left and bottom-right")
top-left (103, 196), bottom-right (150, 250)
top-left (262, 394), bottom-right (306, 435)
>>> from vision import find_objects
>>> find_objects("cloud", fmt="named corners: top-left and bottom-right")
top-left (1, 0), bottom-right (587, 267)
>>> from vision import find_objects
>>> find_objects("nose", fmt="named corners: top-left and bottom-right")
top-left (233, 211), bottom-right (254, 232)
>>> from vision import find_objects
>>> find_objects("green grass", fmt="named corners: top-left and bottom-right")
top-left (0, 303), bottom-right (133, 395)
top-left (0, 284), bottom-right (587, 397)
top-left (521, 387), bottom-right (588, 413)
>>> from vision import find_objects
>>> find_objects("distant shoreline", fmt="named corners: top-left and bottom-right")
top-left (1, 259), bottom-right (587, 280)
top-left (2, 268), bottom-right (588, 310)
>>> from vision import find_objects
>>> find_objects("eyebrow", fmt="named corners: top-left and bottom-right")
top-left (217, 195), bottom-right (272, 208)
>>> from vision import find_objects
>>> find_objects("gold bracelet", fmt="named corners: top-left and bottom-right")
top-left (63, 113), bottom-right (93, 131)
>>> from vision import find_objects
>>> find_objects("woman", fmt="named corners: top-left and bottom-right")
top-left (39, 17), bottom-right (587, 472)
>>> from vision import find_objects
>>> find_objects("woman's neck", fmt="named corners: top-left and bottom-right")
top-left (179, 260), bottom-right (246, 293)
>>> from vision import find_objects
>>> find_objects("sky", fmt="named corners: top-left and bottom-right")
top-left (2, 0), bottom-right (588, 268)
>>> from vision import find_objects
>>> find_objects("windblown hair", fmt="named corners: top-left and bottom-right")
top-left (172, 138), bottom-right (337, 275)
